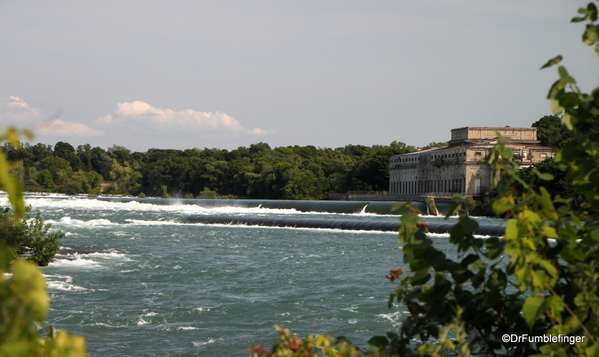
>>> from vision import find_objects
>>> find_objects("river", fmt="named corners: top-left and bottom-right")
top-left (18, 193), bottom-right (500, 356)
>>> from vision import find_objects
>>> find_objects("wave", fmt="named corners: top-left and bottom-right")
top-left (48, 216), bottom-right (184, 228)
top-left (192, 339), bottom-right (216, 347)
top-left (50, 249), bottom-right (131, 269)
top-left (47, 217), bottom-right (116, 227)
top-left (49, 255), bottom-right (101, 268)
top-left (2, 196), bottom-right (381, 217)
top-left (45, 274), bottom-right (88, 291)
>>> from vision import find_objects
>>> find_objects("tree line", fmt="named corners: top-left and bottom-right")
top-left (2, 114), bottom-right (575, 201)
top-left (3, 140), bottom-right (415, 200)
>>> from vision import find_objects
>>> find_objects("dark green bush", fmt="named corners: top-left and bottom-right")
top-left (0, 208), bottom-right (64, 266)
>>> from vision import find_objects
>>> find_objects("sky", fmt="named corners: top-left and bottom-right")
top-left (0, 1), bottom-right (597, 152)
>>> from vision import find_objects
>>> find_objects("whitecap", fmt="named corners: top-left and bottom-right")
top-left (47, 280), bottom-right (88, 291)
top-left (85, 251), bottom-right (132, 261)
top-left (45, 274), bottom-right (88, 291)
top-left (49, 255), bottom-right (100, 268)
top-left (192, 338), bottom-right (215, 347)
top-left (194, 307), bottom-right (211, 312)
top-left (341, 305), bottom-right (359, 313)
top-left (46, 216), bottom-right (116, 227)
top-left (377, 310), bottom-right (403, 328)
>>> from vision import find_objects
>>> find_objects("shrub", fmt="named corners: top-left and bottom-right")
top-left (0, 208), bottom-right (64, 266)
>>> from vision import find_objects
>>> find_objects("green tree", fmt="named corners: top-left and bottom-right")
top-left (54, 141), bottom-right (82, 171)
top-left (36, 169), bottom-right (55, 191)
top-left (36, 156), bottom-right (72, 184)
top-left (532, 115), bottom-right (574, 147)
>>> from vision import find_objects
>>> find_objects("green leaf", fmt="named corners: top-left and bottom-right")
top-left (550, 98), bottom-right (563, 114)
top-left (522, 296), bottom-right (544, 329)
top-left (411, 269), bottom-right (431, 285)
top-left (458, 215), bottom-right (479, 233)
top-left (504, 220), bottom-right (519, 240)
top-left (386, 332), bottom-right (399, 340)
top-left (484, 237), bottom-right (504, 260)
top-left (483, 290), bottom-right (501, 308)
top-left (399, 211), bottom-right (418, 243)
top-left (540, 55), bottom-right (563, 69)
top-left (9, 260), bottom-right (49, 321)
top-left (405, 288), bottom-right (423, 300)
top-left (461, 254), bottom-right (479, 266)
top-left (560, 92), bottom-right (581, 108)
top-left (589, 2), bottom-right (598, 21)
top-left (492, 196), bottom-right (514, 216)
top-left (557, 66), bottom-right (577, 84)
top-left (0, 150), bottom-right (25, 219)
top-left (561, 113), bottom-right (575, 130)
top-left (368, 336), bottom-right (389, 351)
top-left (423, 247), bottom-right (446, 269)
top-left (544, 295), bottom-right (564, 325)
top-left (583, 24), bottom-right (599, 46)
top-left (532, 168), bottom-right (554, 181)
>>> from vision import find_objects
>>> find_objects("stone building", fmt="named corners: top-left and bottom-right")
top-left (389, 127), bottom-right (553, 197)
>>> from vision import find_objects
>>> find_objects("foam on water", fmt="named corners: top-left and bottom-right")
top-left (85, 251), bottom-right (132, 261)
top-left (3, 194), bottom-right (385, 218)
top-left (45, 274), bottom-right (88, 292)
top-left (377, 309), bottom-right (405, 329)
top-left (192, 339), bottom-right (216, 347)
top-left (49, 255), bottom-right (100, 268)
top-left (47, 216), bottom-right (116, 227)
top-left (50, 250), bottom-right (131, 269)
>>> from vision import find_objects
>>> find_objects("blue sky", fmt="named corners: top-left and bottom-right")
top-left (0, 1), bottom-right (596, 151)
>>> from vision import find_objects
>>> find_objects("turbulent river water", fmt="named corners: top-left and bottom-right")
top-left (16, 194), bottom-right (501, 356)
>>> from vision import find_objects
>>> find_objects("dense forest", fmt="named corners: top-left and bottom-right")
top-left (1, 115), bottom-right (573, 201)
top-left (3, 140), bottom-right (415, 200)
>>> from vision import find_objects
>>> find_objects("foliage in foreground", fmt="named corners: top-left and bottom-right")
top-left (249, 326), bottom-right (366, 357)
top-left (380, 2), bottom-right (599, 355)
top-left (0, 130), bottom-right (86, 356)
top-left (254, 2), bottom-right (599, 356)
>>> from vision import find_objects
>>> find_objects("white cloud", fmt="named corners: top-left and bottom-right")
top-left (96, 114), bottom-right (113, 123)
top-left (97, 100), bottom-right (272, 135)
top-left (0, 96), bottom-right (104, 138)
top-left (34, 119), bottom-right (104, 137)
top-left (248, 128), bottom-right (275, 136)
top-left (0, 96), bottom-right (42, 122)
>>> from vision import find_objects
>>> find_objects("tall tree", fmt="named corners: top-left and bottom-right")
top-left (532, 115), bottom-right (574, 147)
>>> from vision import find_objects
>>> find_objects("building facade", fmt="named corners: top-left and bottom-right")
top-left (389, 127), bottom-right (553, 196)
